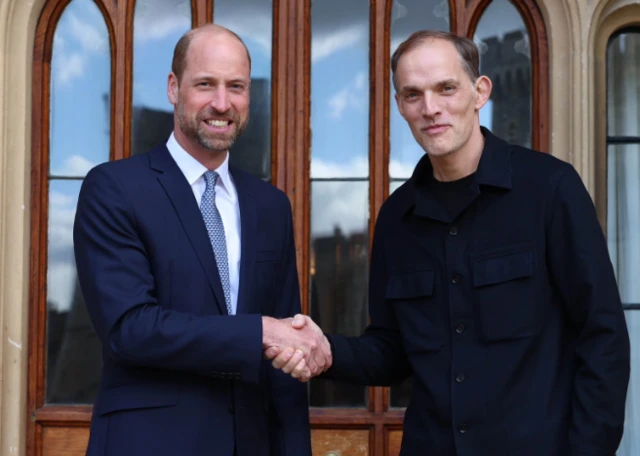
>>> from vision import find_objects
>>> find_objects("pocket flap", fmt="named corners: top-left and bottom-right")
top-left (386, 268), bottom-right (434, 299)
top-left (472, 249), bottom-right (533, 287)
top-left (94, 383), bottom-right (179, 416)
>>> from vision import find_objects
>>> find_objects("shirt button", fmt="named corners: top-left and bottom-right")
top-left (455, 373), bottom-right (466, 383)
top-left (455, 324), bottom-right (466, 334)
top-left (458, 423), bottom-right (468, 434)
top-left (452, 274), bottom-right (462, 284)
top-left (449, 226), bottom-right (458, 236)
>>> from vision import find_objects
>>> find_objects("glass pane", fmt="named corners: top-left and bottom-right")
top-left (389, 0), bottom-right (450, 179)
top-left (213, 0), bottom-right (273, 180)
top-left (131, 0), bottom-right (191, 156)
top-left (475, 0), bottom-right (531, 148)
top-left (619, 310), bottom-right (640, 455)
top-left (309, 181), bottom-right (369, 407)
top-left (46, 180), bottom-right (101, 404)
top-left (607, 33), bottom-right (640, 137)
top-left (607, 144), bottom-right (640, 305)
top-left (50, 0), bottom-right (110, 177)
top-left (310, 0), bottom-right (369, 179)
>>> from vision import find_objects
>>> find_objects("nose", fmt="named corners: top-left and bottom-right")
top-left (422, 92), bottom-right (441, 118)
top-left (209, 87), bottom-right (231, 113)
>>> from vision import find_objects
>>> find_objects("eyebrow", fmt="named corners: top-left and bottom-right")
top-left (400, 78), bottom-right (460, 94)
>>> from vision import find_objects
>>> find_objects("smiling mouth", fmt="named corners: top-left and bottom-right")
top-left (205, 119), bottom-right (230, 128)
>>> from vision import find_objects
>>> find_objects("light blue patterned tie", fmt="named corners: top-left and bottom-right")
top-left (200, 171), bottom-right (233, 315)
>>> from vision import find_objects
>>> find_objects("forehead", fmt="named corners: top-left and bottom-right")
top-left (396, 39), bottom-right (467, 86)
top-left (184, 31), bottom-right (250, 78)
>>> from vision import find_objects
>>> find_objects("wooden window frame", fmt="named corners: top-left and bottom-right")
top-left (28, 0), bottom-right (548, 454)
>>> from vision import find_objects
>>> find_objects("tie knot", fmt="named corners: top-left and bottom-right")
top-left (204, 170), bottom-right (219, 190)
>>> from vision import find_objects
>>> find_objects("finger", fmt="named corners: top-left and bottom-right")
top-left (281, 349), bottom-right (304, 374)
top-left (290, 358), bottom-right (307, 379)
top-left (264, 346), bottom-right (280, 359)
top-left (271, 348), bottom-right (295, 370)
top-left (291, 314), bottom-right (307, 329)
top-left (297, 366), bottom-right (313, 383)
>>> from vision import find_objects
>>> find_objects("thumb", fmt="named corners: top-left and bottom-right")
top-left (291, 313), bottom-right (307, 329)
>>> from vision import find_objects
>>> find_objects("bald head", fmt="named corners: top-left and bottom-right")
top-left (171, 24), bottom-right (251, 84)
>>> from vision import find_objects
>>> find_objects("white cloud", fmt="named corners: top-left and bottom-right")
top-left (389, 159), bottom-right (417, 178)
top-left (47, 191), bottom-right (79, 311)
top-left (133, 0), bottom-right (190, 43)
top-left (311, 156), bottom-right (369, 179)
top-left (68, 11), bottom-right (109, 54)
top-left (56, 52), bottom-right (85, 86)
top-left (311, 179), bottom-right (369, 237)
top-left (312, 23), bottom-right (367, 62)
top-left (327, 71), bottom-right (368, 119)
top-left (309, 155), bottom-right (420, 236)
top-left (47, 263), bottom-right (78, 312)
top-left (328, 87), bottom-right (350, 119)
top-left (52, 155), bottom-right (97, 177)
top-left (134, 15), bottom-right (191, 43)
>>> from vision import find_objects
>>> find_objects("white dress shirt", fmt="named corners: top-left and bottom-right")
top-left (166, 133), bottom-right (241, 315)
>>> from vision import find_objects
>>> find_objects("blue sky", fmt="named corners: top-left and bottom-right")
top-left (46, 0), bottom-right (528, 310)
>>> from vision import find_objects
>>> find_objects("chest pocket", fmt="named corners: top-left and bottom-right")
top-left (471, 244), bottom-right (539, 342)
top-left (386, 267), bottom-right (444, 353)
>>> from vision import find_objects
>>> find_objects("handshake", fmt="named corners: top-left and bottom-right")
top-left (262, 314), bottom-right (332, 382)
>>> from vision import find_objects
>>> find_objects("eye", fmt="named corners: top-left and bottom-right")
top-left (442, 85), bottom-right (455, 93)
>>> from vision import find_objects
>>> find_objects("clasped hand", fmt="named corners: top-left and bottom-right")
top-left (262, 315), bottom-right (331, 382)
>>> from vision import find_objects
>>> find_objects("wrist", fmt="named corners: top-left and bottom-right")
top-left (262, 316), bottom-right (279, 348)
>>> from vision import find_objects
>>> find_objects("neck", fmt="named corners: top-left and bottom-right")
top-left (430, 127), bottom-right (484, 182)
top-left (173, 128), bottom-right (227, 171)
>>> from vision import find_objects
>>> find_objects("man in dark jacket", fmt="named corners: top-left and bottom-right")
top-left (267, 30), bottom-right (631, 456)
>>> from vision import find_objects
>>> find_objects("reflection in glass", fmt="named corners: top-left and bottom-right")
top-left (607, 144), bottom-right (640, 304)
top-left (50, 0), bottom-right (110, 177)
top-left (475, 0), bottom-right (531, 148)
top-left (310, 0), bottom-right (370, 407)
top-left (389, 0), bottom-right (450, 179)
top-left (608, 33), bottom-right (640, 137)
top-left (309, 181), bottom-right (369, 407)
top-left (311, 0), bottom-right (369, 178)
top-left (46, 180), bottom-right (101, 404)
top-left (214, 0), bottom-right (273, 180)
top-left (131, 0), bottom-right (190, 156)
top-left (620, 311), bottom-right (640, 456)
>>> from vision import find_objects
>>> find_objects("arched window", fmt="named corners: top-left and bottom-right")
top-left (29, 0), bottom-right (548, 453)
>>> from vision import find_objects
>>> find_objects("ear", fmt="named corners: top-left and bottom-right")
top-left (473, 75), bottom-right (492, 111)
top-left (167, 72), bottom-right (179, 106)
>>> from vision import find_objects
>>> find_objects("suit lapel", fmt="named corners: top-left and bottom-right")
top-left (150, 146), bottom-right (227, 315)
top-left (232, 168), bottom-right (257, 315)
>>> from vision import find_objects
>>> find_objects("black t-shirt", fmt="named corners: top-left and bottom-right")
top-left (428, 172), bottom-right (477, 220)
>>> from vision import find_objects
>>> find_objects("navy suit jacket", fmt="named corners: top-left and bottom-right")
top-left (73, 145), bottom-right (311, 456)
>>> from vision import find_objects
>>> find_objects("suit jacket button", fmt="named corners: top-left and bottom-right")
top-left (228, 404), bottom-right (235, 415)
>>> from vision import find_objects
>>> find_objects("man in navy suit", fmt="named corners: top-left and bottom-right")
top-left (74, 24), bottom-right (330, 456)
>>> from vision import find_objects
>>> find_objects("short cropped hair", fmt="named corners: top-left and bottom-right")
top-left (391, 30), bottom-right (480, 91)
top-left (171, 24), bottom-right (252, 84)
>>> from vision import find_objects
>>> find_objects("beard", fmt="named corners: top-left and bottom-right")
top-left (177, 104), bottom-right (249, 153)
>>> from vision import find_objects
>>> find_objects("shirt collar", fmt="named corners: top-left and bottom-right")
top-left (403, 127), bottom-right (512, 219)
top-left (166, 132), bottom-right (233, 194)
